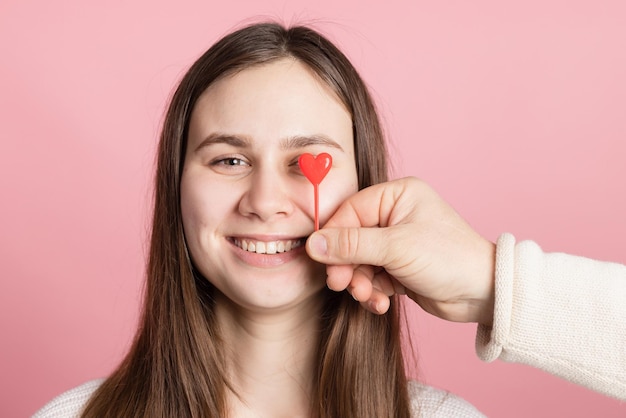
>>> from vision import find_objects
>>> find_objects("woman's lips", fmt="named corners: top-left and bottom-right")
top-left (227, 236), bottom-right (309, 267)
top-left (231, 237), bottom-right (305, 254)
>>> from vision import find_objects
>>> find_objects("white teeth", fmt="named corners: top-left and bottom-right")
top-left (234, 238), bottom-right (303, 254)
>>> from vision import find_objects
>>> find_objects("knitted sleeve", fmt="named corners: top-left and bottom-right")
top-left (476, 233), bottom-right (626, 400)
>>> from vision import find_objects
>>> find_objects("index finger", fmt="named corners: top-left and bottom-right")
top-left (322, 178), bottom-right (410, 229)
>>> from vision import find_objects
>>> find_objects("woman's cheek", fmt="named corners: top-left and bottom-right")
top-left (317, 171), bottom-right (358, 226)
top-left (181, 177), bottom-right (242, 235)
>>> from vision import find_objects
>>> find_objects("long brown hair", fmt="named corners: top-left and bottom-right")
top-left (81, 22), bottom-right (411, 417)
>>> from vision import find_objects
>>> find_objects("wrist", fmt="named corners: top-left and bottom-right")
top-left (475, 239), bottom-right (496, 326)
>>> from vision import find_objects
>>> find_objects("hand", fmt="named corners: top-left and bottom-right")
top-left (306, 177), bottom-right (496, 325)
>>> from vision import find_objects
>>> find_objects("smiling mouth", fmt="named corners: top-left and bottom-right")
top-left (230, 238), bottom-right (306, 254)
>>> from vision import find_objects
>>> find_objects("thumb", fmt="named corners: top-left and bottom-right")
top-left (306, 227), bottom-right (389, 266)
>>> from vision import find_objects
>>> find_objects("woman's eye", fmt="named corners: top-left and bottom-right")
top-left (213, 157), bottom-right (248, 167)
top-left (208, 157), bottom-right (251, 174)
top-left (290, 157), bottom-right (304, 171)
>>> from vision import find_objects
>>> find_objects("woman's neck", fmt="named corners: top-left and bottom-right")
top-left (214, 291), bottom-right (323, 418)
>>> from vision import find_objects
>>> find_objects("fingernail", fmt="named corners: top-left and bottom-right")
top-left (308, 233), bottom-right (328, 256)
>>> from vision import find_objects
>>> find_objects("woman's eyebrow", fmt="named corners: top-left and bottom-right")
top-left (281, 134), bottom-right (344, 151)
top-left (194, 133), bottom-right (344, 152)
top-left (194, 133), bottom-right (251, 152)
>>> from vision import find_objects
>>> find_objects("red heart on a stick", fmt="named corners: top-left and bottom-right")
top-left (298, 153), bottom-right (332, 185)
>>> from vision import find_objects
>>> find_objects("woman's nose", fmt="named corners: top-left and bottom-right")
top-left (238, 167), bottom-right (296, 222)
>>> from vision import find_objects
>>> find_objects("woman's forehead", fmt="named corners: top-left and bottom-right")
top-left (188, 59), bottom-right (353, 152)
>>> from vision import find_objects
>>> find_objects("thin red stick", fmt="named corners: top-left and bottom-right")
top-left (314, 183), bottom-right (320, 231)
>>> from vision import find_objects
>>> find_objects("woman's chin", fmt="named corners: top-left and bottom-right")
top-left (212, 275), bottom-right (327, 315)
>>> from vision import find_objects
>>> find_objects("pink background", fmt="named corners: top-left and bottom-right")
top-left (1, 1), bottom-right (625, 416)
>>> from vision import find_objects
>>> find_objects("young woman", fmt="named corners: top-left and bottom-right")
top-left (35, 22), bottom-right (483, 417)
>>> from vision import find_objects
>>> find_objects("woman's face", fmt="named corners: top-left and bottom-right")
top-left (181, 58), bottom-right (358, 313)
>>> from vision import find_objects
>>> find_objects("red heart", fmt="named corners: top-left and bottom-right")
top-left (298, 153), bottom-right (332, 185)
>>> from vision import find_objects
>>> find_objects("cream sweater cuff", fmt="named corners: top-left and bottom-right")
top-left (475, 233), bottom-right (515, 361)
top-left (475, 233), bottom-right (626, 400)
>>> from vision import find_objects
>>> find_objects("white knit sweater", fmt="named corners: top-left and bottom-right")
top-left (476, 233), bottom-right (626, 401)
top-left (32, 379), bottom-right (485, 417)
top-left (34, 233), bottom-right (626, 416)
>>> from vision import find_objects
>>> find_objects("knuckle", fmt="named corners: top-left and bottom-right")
top-left (336, 228), bottom-right (347, 259)
top-left (347, 227), bottom-right (361, 259)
